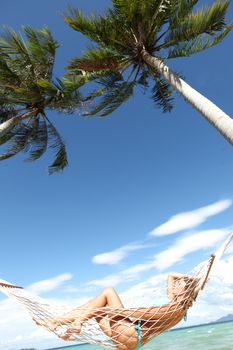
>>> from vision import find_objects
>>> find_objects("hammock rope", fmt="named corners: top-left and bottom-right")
top-left (0, 233), bottom-right (232, 349)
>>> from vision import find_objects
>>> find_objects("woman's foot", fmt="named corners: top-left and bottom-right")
top-left (41, 313), bottom-right (76, 333)
top-left (63, 320), bottom-right (83, 337)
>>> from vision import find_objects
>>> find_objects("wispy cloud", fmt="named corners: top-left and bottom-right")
top-left (92, 242), bottom-right (148, 265)
top-left (150, 199), bottom-right (232, 237)
top-left (86, 228), bottom-right (231, 288)
top-left (90, 200), bottom-right (232, 270)
top-left (86, 274), bottom-right (125, 288)
top-left (90, 199), bottom-right (232, 272)
top-left (153, 228), bottom-right (230, 270)
top-left (27, 273), bottom-right (73, 295)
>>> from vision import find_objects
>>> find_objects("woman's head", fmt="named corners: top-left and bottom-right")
top-left (171, 276), bottom-right (197, 303)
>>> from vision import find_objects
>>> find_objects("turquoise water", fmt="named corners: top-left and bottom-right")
top-left (51, 321), bottom-right (233, 350)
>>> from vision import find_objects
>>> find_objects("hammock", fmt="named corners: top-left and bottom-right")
top-left (0, 233), bottom-right (232, 349)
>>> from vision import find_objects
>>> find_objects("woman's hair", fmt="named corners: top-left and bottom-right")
top-left (172, 276), bottom-right (198, 304)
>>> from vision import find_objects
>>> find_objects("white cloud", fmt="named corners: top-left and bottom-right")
top-left (86, 228), bottom-right (231, 288)
top-left (153, 228), bottom-right (229, 270)
top-left (88, 200), bottom-right (232, 287)
top-left (86, 274), bottom-right (125, 287)
top-left (86, 261), bottom-right (160, 288)
top-left (150, 199), bottom-right (232, 237)
top-left (91, 200), bottom-right (232, 267)
top-left (27, 273), bottom-right (73, 295)
top-left (226, 243), bottom-right (233, 254)
top-left (92, 242), bottom-right (148, 265)
top-left (210, 255), bottom-right (233, 285)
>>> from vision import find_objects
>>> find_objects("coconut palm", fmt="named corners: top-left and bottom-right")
top-left (64, 0), bottom-right (233, 145)
top-left (0, 26), bottom-right (85, 174)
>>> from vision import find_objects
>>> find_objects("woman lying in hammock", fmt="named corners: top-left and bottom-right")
top-left (46, 273), bottom-right (198, 350)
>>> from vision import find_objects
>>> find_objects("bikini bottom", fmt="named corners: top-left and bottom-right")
top-left (134, 320), bottom-right (142, 349)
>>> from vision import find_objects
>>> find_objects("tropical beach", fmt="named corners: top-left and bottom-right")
top-left (0, 0), bottom-right (233, 349)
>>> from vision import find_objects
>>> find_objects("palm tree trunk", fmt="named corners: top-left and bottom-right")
top-left (141, 49), bottom-right (233, 146)
top-left (0, 110), bottom-right (36, 138)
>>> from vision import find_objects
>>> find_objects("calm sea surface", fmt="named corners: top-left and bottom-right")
top-left (50, 321), bottom-right (233, 350)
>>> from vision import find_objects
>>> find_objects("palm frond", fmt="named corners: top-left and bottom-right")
top-left (112, 0), bottom-right (147, 23)
top-left (0, 103), bottom-right (17, 123)
top-left (0, 25), bottom-right (58, 87)
top-left (151, 71), bottom-right (174, 112)
top-left (68, 47), bottom-right (126, 72)
top-left (111, 0), bottom-right (173, 49)
top-left (23, 26), bottom-right (58, 80)
top-left (0, 56), bottom-right (21, 87)
top-left (169, 0), bottom-right (199, 29)
top-left (60, 75), bottom-right (86, 94)
top-left (0, 27), bottom-right (30, 57)
top-left (0, 129), bottom-right (15, 145)
top-left (112, 0), bottom-right (169, 26)
top-left (46, 118), bottom-right (68, 174)
top-left (0, 27), bottom-right (35, 84)
top-left (162, 0), bottom-right (230, 48)
top-left (0, 123), bottom-right (33, 160)
top-left (94, 71), bottom-right (122, 87)
top-left (168, 24), bottom-right (232, 58)
top-left (25, 116), bottom-right (48, 161)
top-left (137, 68), bottom-right (150, 88)
top-left (64, 8), bottom-right (108, 44)
top-left (64, 7), bottom-right (130, 52)
top-left (36, 78), bottom-right (59, 95)
top-left (86, 81), bottom-right (135, 117)
top-left (44, 77), bottom-right (83, 113)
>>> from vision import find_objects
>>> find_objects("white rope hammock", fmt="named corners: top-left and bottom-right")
top-left (0, 233), bottom-right (232, 349)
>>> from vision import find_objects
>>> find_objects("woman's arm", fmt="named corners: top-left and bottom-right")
top-left (167, 273), bottom-right (198, 303)
top-left (98, 304), bottom-right (180, 321)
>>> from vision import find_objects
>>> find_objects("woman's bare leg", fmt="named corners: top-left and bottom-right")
top-left (71, 287), bottom-right (123, 331)
top-left (53, 287), bottom-right (124, 338)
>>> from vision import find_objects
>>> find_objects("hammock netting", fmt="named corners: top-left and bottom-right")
top-left (0, 233), bottom-right (232, 349)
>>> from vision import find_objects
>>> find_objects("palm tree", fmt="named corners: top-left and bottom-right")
top-left (63, 0), bottom-right (233, 145)
top-left (0, 26), bottom-right (85, 174)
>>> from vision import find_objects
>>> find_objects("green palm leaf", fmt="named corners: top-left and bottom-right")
top-left (151, 72), bottom-right (174, 112)
top-left (169, 0), bottom-right (199, 29)
top-left (168, 24), bottom-right (232, 57)
top-left (162, 0), bottom-right (229, 48)
top-left (0, 123), bottom-right (34, 160)
top-left (47, 119), bottom-right (68, 175)
top-left (84, 71), bottom-right (132, 116)
top-left (0, 25), bottom-right (84, 173)
top-left (25, 116), bottom-right (48, 161)
top-left (63, 8), bottom-right (130, 52)
top-left (23, 26), bottom-right (58, 80)
top-left (0, 103), bottom-right (18, 123)
top-left (0, 130), bottom-right (15, 146)
top-left (0, 56), bottom-right (21, 87)
top-left (68, 47), bottom-right (126, 72)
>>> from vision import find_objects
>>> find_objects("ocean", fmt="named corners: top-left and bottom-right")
top-left (50, 321), bottom-right (233, 350)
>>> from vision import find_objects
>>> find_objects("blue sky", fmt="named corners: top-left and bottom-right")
top-left (0, 1), bottom-right (233, 349)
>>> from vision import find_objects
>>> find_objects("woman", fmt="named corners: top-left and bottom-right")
top-left (48, 273), bottom-right (198, 350)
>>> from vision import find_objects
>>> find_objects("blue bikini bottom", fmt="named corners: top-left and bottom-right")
top-left (134, 320), bottom-right (142, 349)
